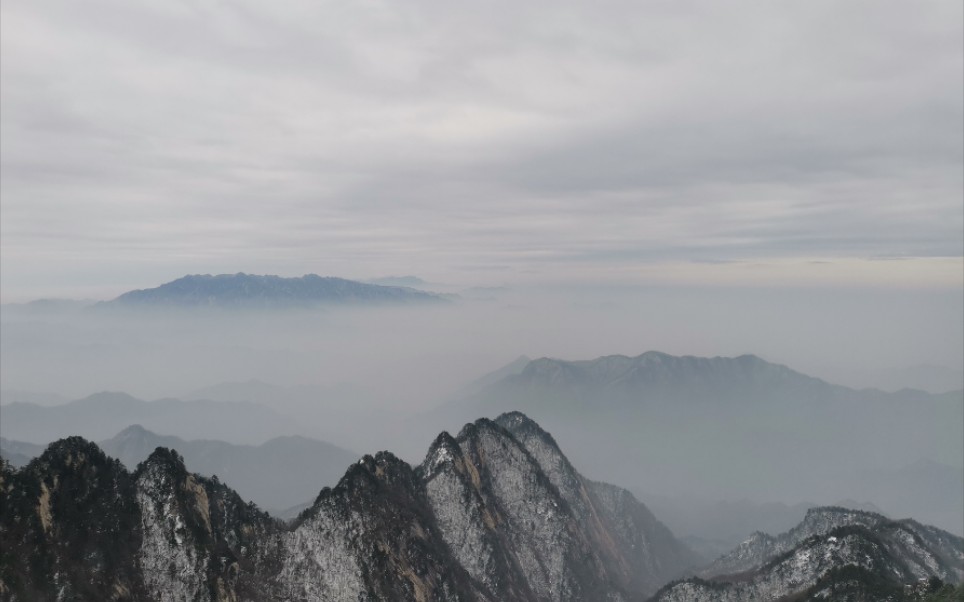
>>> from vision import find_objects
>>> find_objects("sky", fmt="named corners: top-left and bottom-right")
top-left (1, 0), bottom-right (962, 302)
top-left (0, 1), bottom-right (962, 532)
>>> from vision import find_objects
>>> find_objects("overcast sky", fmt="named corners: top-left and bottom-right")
top-left (1, 0), bottom-right (962, 301)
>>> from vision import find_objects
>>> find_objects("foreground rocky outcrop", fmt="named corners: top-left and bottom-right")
top-left (0, 412), bottom-right (699, 601)
top-left (652, 507), bottom-right (964, 602)
top-left (0, 438), bottom-right (279, 601)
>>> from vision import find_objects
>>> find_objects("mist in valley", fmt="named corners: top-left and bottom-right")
top-left (4, 284), bottom-right (961, 406)
top-left (1, 2), bottom-right (962, 594)
top-left (2, 281), bottom-right (962, 545)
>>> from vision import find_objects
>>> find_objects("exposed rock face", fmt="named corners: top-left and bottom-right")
top-left (699, 506), bottom-right (888, 578)
top-left (271, 451), bottom-right (481, 601)
top-left (0, 412), bottom-right (699, 601)
top-left (653, 507), bottom-right (964, 602)
top-left (4, 418), bottom-right (961, 602)
top-left (268, 414), bottom-right (698, 601)
top-left (0, 438), bottom-right (145, 601)
top-left (133, 448), bottom-right (278, 602)
top-left (0, 441), bottom-right (279, 602)
top-left (491, 412), bottom-right (699, 594)
top-left (422, 419), bottom-right (618, 600)
top-left (701, 506), bottom-right (964, 582)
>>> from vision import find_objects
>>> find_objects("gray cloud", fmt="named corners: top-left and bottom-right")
top-left (1, 0), bottom-right (961, 299)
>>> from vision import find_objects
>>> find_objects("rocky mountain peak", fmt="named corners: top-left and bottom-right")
top-left (420, 430), bottom-right (465, 479)
top-left (494, 410), bottom-right (556, 441)
top-left (34, 435), bottom-right (112, 469)
top-left (660, 504), bottom-right (964, 601)
top-left (22, 413), bottom-right (941, 601)
top-left (337, 451), bottom-right (418, 495)
top-left (135, 446), bottom-right (189, 480)
top-left (1, 437), bottom-right (143, 601)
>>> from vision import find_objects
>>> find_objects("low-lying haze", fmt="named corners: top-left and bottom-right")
top-left (1, 0), bottom-right (961, 562)
top-left (2, 291), bottom-right (962, 538)
top-left (2, 285), bottom-right (962, 405)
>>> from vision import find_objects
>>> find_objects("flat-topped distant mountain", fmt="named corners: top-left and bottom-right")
top-left (0, 412), bottom-right (702, 600)
top-left (100, 272), bottom-right (449, 308)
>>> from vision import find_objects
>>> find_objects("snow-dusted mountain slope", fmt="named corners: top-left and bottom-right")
top-left (0, 412), bottom-right (698, 601)
top-left (653, 506), bottom-right (963, 602)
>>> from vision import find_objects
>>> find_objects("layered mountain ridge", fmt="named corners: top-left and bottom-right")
top-left (0, 392), bottom-right (298, 445)
top-left (0, 412), bottom-right (700, 601)
top-left (448, 352), bottom-right (964, 536)
top-left (474, 351), bottom-right (960, 405)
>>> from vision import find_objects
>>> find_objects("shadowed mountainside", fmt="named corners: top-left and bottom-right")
top-left (0, 412), bottom-right (701, 601)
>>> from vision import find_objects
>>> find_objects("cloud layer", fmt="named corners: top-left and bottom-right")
top-left (2, 0), bottom-right (962, 299)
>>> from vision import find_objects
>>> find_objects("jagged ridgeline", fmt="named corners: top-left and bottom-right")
top-left (3, 413), bottom-right (961, 602)
top-left (653, 507), bottom-right (964, 602)
top-left (0, 412), bottom-right (700, 601)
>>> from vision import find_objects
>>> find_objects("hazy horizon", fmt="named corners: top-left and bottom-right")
top-left (2, 281), bottom-right (963, 402)
top-left (1, 0), bottom-right (962, 577)
top-left (3, 0), bottom-right (961, 396)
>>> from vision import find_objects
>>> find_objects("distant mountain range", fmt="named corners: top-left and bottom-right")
top-left (100, 272), bottom-right (450, 308)
top-left (1, 412), bottom-right (704, 600)
top-left (469, 351), bottom-right (871, 404)
top-left (439, 351), bottom-right (964, 535)
top-left (5, 351), bottom-right (962, 538)
top-left (0, 391), bottom-right (299, 444)
top-left (0, 437), bottom-right (44, 468)
top-left (0, 425), bottom-right (358, 513)
top-left (0, 389), bottom-right (67, 406)
top-left (182, 378), bottom-right (376, 410)
top-left (106, 425), bottom-right (357, 512)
